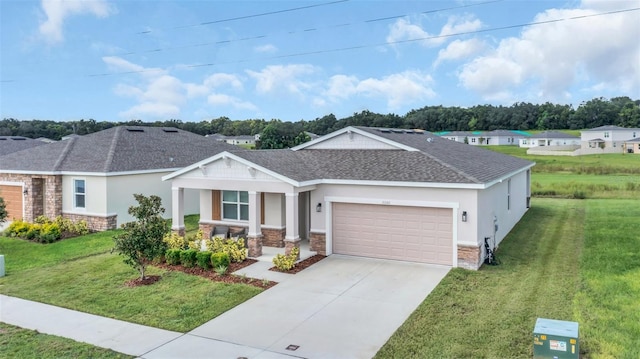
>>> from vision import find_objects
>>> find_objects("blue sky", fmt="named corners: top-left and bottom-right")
top-left (1, 0), bottom-right (639, 123)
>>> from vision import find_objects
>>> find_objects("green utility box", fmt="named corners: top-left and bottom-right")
top-left (533, 318), bottom-right (579, 359)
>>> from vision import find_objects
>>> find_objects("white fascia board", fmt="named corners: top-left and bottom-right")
top-left (0, 170), bottom-right (59, 175)
top-left (291, 126), bottom-right (419, 152)
top-left (2, 168), bottom-right (180, 177)
top-left (298, 178), bottom-right (485, 189)
top-left (482, 163), bottom-right (536, 189)
top-left (325, 196), bottom-right (459, 209)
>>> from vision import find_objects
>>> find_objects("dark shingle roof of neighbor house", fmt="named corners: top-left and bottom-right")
top-left (0, 126), bottom-right (237, 173)
top-left (583, 125), bottom-right (640, 131)
top-left (0, 136), bottom-right (47, 156)
top-left (530, 131), bottom-right (579, 139)
top-left (226, 127), bottom-right (533, 185)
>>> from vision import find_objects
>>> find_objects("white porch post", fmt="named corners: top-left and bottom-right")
top-left (285, 192), bottom-right (301, 259)
top-left (247, 191), bottom-right (263, 257)
top-left (171, 187), bottom-right (185, 235)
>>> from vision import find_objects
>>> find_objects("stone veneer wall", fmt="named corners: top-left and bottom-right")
top-left (0, 173), bottom-right (62, 223)
top-left (457, 245), bottom-right (482, 270)
top-left (63, 213), bottom-right (117, 231)
top-left (262, 228), bottom-right (286, 247)
top-left (309, 232), bottom-right (326, 255)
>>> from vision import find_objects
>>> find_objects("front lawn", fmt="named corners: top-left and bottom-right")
top-left (0, 229), bottom-right (263, 332)
top-left (0, 322), bottom-right (132, 359)
top-left (376, 198), bottom-right (640, 358)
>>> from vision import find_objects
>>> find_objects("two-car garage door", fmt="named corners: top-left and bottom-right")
top-left (0, 184), bottom-right (23, 221)
top-left (332, 203), bottom-right (453, 265)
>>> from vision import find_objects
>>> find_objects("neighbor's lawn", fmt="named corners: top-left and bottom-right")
top-left (376, 198), bottom-right (640, 359)
top-left (0, 226), bottom-right (263, 332)
top-left (0, 322), bottom-right (132, 359)
top-left (532, 173), bottom-right (640, 199)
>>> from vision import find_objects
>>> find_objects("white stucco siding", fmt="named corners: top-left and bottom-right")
top-left (304, 132), bottom-right (400, 150)
top-left (62, 175), bottom-right (108, 216)
top-left (106, 172), bottom-right (199, 226)
top-left (181, 157), bottom-right (281, 181)
top-left (476, 170), bottom-right (530, 250)
top-left (264, 192), bottom-right (285, 227)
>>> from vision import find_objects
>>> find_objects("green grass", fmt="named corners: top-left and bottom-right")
top-left (532, 173), bottom-right (640, 199)
top-left (376, 198), bottom-right (640, 358)
top-left (0, 229), bottom-right (263, 332)
top-left (0, 322), bottom-right (132, 359)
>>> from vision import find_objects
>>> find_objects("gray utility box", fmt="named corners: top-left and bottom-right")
top-left (533, 318), bottom-right (579, 359)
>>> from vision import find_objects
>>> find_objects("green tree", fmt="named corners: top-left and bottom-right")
top-left (0, 197), bottom-right (7, 224)
top-left (112, 194), bottom-right (168, 280)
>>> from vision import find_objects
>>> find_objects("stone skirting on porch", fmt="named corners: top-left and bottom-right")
top-left (457, 244), bottom-right (482, 270)
top-left (63, 213), bottom-right (117, 232)
top-left (262, 227), bottom-right (286, 247)
top-left (309, 231), bottom-right (326, 255)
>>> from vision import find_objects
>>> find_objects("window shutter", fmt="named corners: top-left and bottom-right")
top-left (212, 190), bottom-right (221, 220)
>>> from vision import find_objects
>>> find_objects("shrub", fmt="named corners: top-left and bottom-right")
top-left (196, 251), bottom-right (213, 269)
top-left (207, 237), bottom-right (247, 263)
top-left (25, 224), bottom-right (42, 240)
top-left (6, 220), bottom-right (30, 237)
top-left (211, 251), bottom-right (230, 269)
top-left (39, 223), bottom-right (61, 243)
top-left (272, 247), bottom-right (299, 271)
top-left (180, 249), bottom-right (198, 268)
top-left (163, 232), bottom-right (189, 250)
top-left (214, 265), bottom-right (228, 276)
top-left (165, 249), bottom-right (181, 265)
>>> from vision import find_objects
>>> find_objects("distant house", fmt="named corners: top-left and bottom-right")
top-left (0, 127), bottom-right (235, 230)
top-left (437, 130), bottom-right (528, 146)
top-left (519, 131), bottom-right (580, 148)
top-left (580, 125), bottom-right (640, 153)
top-left (0, 136), bottom-right (47, 156)
top-left (623, 138), bottom-right (640, 154)
top-left (206, 133), bottom-right (256, 146)
top-left (61, 133), bottom-right (81, 141)
top-left (205, 133), bottom-right (227, 142)
top-left (36, 137), bottom-right (57, 144)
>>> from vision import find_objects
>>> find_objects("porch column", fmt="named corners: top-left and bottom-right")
top-left (171, 187), bottom-right (185, 236)
top-left (247, 191), bottom-right (263, 257)
top-left (284, 192), bottom-right (301, 259)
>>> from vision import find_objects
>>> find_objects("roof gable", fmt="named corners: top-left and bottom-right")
top-left (292, 127), bottom-right (417, 151)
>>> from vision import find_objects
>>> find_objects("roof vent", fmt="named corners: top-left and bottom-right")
top-left (391, 129), bottom-right (404, 133)
top-left (162, 128), bottom-right (178, 133)
top-left (378, 129), bottom-right (391, 133)
top-left (0, 138), bottom-right (6, 141)
top-left (12, 137), bottom-right (26, 140)
top-left (126, 128), bottom-right (145, 132)
top-left (426, 137), bottom-right (433, 143)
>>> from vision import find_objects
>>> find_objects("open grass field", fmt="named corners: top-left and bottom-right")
top-left (0, 322), bottom-right (132, 359)
top-left (376, 198), bottom-right (640, 359)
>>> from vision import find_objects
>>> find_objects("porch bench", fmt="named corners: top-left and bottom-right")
top-left (211, 225), bottom-right (229, 239)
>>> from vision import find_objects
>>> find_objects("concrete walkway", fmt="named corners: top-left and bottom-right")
top-left (1, 255), bottom-right (450, 359)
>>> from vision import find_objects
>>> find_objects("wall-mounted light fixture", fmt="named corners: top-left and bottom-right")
top-left (316, 203), bottom-right (322, 212)
top-left (23, 188), bottom-right (28, 195)
top-left (462, 211), bottom-right (467, 222)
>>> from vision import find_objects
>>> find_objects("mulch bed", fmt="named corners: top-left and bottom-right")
top-left (153, 259), bottom-right (278, 289)
top-left (125, 275), bottom-right (162, 287)
top-left (269, 254), bottom-right (327, 274)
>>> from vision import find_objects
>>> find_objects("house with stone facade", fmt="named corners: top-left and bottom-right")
top-left (164, 126), bottom-right (534, 270)
top-left (0, 126), bottom-right (235, 230)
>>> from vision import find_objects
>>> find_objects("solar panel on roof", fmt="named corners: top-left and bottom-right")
top-left (391, 129), bottom-right (404, 133)
top-left (126, 128), bottom-right (144, 132)
top-left (11, 137), bottom-right (26, 140)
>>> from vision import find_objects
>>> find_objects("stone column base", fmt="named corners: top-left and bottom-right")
top-left (457, 245), bottom-right (482, 270)
top-left (248, 235), bottom-right (263, 257)
top-left (171, 227), bottom-right (186, 236)
top-left (285, 240), bottom-right (301, 260)
top-left (198, 223), bottom-right (214, 239)
top-left (309, 232), bottom-right (326, 255)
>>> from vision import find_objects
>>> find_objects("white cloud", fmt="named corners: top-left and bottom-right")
top-left (458, 1), bottom-right (640, 102)
top-left (208, 94), bottom-right (257, 111)
top-left (324, 71), bottom-right (435, 109)
top-left (246, 64), bottom-right (318, 95)
top-left (39, 0), bottom-right (115, 44)
top-left (386, 15), bottom-right (483, 48)
top-left (434, 38), bottom-right (486, 67)
top-left (254, 44), bottom-right (277, 53)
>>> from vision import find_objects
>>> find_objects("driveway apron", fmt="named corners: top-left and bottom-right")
top-left (145, 255), bottom-right (450, 359)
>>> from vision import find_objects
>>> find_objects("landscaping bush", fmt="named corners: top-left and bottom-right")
top-left (6, 220), bottom-right (30, 238)
top-left (38, 223), bottom-right (61, 243)
top-left (211, 251), bottom-right (230, 269)
top-left (6, 217), bottom-right (88, 243)
top-left (180, 249), bottom-right (198, 268)
top-left (206, 237), bottom-right (247, 263)
top-left (165, 249), bottom-right (181, 265)
top-left (163, 232), bottom-right (189, 250)
top-left (196, 251), bottom-right (212, 269)
top-left (272, 247), bottom-right (299, 271)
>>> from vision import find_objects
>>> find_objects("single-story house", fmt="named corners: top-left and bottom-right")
top-left (164, 126), bottom-right (534, 270)
top-left (519, 131), bottom-right (580, 148)
top-left (0, 136), bottom-right (47, 156)
top-left (581, 125), bottom-right (640, 153)
top-left (437, 130), bottom-right (528, 146)
top-left (0, 126), bottom-right (235, 230)
top-left (224, 135), bottom-right (256, 146)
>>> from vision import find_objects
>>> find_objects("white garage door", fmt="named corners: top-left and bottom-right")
top-left (332, 203), bottom-right (453, 265)
top-left (0, 184), bottom-right (24, 221)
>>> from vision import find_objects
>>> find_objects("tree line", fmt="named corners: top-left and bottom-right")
top-left (2, 96), bottom-right (638, 149)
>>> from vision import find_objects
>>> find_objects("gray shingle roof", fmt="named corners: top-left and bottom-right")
top-left (0, 126), bottom-right (237, 173)
top-left (583, 125), bottom-right (640, 132)
top-left (0, 136), bottom-right (47, 156)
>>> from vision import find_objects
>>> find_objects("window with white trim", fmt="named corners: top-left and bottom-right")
top-left (222, 190), bottom-right (248, 220)
top-left (604, 132), bottom-right (610, 138)
top-left (74, 179), bottom-right (86, 209)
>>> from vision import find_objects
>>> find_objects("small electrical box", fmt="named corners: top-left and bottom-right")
top-left (533, 318), bottom-right (579, 359)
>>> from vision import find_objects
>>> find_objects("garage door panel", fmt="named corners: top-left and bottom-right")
top-left (332, 203), bottom-right (452, 265)
top-left (0, 185), bottom-right (24, 221)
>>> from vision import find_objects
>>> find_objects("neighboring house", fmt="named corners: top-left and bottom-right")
top-left (205, 133), bottom-right (227, 142)
top-left (224, 135), bottom-right (256, 146)
top-left (0, 126), bottom-right (235, 230)
top-left (61, 133), bottom-right (81, 141)
top-left (580, 125), bottom-right (640, 153)
top-left (437, 130), bottom-right (528, 146)
top-left (0, 136), bottom-right (47, 156)
top-left (36, 137), bottom-right (57, 143)
top-left (623, 138), bottom-right (640, 154)
top-left (164, 126), bottom-right (534, 270)
top-left (519, 131), bottom-right (580, 148)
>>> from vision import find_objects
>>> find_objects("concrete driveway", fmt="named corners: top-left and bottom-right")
top-left (143, 255), bottom-right (450, 359)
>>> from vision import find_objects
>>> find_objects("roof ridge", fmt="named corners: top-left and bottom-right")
top-left (52, 137), bottom-right (76, 171)
top-left (103, 127), bottom-right (121, 172)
